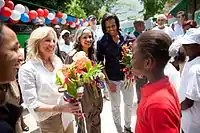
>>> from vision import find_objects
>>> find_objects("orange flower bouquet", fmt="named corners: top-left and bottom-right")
top-left (56, 51), bottom-right (105, 120)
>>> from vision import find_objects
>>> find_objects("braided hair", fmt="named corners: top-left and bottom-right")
top-left (136, 30), bottom-right (172, 69)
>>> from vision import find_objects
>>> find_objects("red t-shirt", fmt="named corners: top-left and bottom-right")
top-left (135, 76), bottom-right (181, 133)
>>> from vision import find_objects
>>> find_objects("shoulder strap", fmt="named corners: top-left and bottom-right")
top-left (64, 49), bottom-right (77, 64)
top-left (172, 23), bottom-right (175, 31)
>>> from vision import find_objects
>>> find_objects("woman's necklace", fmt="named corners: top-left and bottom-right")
top-left (42, 59), bottom-right (54, 72)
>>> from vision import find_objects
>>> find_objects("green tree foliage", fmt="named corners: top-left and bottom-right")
top-left (64, 0), bottom-right (87, 18)
top-left (139, 0), bottom-right (174, 19)
top-left (65, 0), bottom-right (118, 19)
top-left (21, 0), bottom-right (117, 19)
top-left (20, 0), bottom-right (68, 11)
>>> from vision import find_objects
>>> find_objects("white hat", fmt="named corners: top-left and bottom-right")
top-left (61, 30), bottom-right (70, 36)
top-left (169, 40), bottom-right (182, 57)
top-left (177, 28), bottom-right (200, 45)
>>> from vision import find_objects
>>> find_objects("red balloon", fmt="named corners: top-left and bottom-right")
top-left (51, 17), bottom-right (58, 24)
top-left (56, 11), bottom-right (63, 18)
top-left (29, 10), bottom-right (38, 20)
top-left (5, 1), bottom-right (14, 10)
top-left (43, 9), bottom-right (49, 18)
top-left (1, 7), bottom-right (12, 17)
top-left (76, 24), bottom-right (80, 29)
top-left (36, 8), bottom-right (44, 17)
top-left (68, 21), bottom-right (73, 25)
top-left (9, 18), bottom-right (19, 24)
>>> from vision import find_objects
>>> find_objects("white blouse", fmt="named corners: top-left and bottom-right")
top-left (18, 56), bottom-right (63, 122)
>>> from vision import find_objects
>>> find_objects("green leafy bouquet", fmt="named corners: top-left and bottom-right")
top-left (56, 51), bottom-right (105, 121)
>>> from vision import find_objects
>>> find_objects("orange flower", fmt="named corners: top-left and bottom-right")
top-left (74, 57), bottom-right (91, 70)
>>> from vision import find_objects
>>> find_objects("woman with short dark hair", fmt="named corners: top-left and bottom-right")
top-left (0, 23), bottom-right (23, 133)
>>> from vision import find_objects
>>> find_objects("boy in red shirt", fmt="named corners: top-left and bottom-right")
top-left (131, 30), bottom-right (181, 133)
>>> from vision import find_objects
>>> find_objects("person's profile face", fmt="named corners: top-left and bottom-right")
top-left (131, 43), bottom-right (147, 77)
top-left (183, 44), bottom-right (200, 57)
top-left (0, 26), bottom-right (20, 83)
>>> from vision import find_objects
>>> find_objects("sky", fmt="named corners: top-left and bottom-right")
top-left (111, 0), bottom-right (144, 21)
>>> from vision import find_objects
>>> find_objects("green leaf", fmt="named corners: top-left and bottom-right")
top-left (86, 61), bottom-right (92, 71)
top-left (67, 80), bottom-right (78, 97)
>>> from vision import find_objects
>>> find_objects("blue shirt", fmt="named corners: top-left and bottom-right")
top-left (133, 31), bottom-right (141, 38)
top-left (97, 33), bottom-right (128, 81)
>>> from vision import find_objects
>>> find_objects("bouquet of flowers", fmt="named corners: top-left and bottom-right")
top-left (56, 51), bottom-right (105, 122)
top-left (121, 44), bottom-right (135, 89)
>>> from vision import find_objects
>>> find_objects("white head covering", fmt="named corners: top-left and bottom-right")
top-left (60, 30), bottom-right (70, 37)
top-left (177, 28), bottom-right (200, 45)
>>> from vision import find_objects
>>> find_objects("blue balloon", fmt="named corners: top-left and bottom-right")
top-left (21, 13), bottom-right (29, 23)
top-left (32, 19), bottom-right (37, 24)
top-left (71, 17), bottom-right (76, 22)
top-left (67, 16), bottom-right (72, 22)
top-left (80, 19), bottom-right (83, 26)
top-left (45, 18), bottom-right (51, 24)
top-left (58, 18), bottom-right (62, 24)
top-left (0, 15), bottom-right (9, 21)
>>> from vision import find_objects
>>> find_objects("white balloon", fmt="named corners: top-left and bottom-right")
top-left (14, 4), bottom-right (25, 14)
top-left (61, 19), bottom-right (66, 25)
top-left (24, 6), bottom-right (29, 13)
top-left (40, 17), bottom-right (45, 23)
top-left (47, 13), bottom-right (55, 20)
top-left (62, 13), bottom-right (67, 19)
top-left (76, 19), bottom-right (80, 25)
top-left (11, 10), bottom-right (21, 21)
top-left (0, 0), bottom-right (5, 9)
top-left (83, 21), bottom-right (88, 27)
top-left (70, 22), bottom-right (76, 28)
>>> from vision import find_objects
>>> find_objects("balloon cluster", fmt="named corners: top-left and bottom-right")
top-left (0, 0), bottom-right (89, 28)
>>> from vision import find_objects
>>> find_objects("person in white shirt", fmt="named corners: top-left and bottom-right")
top-left (58, 30), bottom-right (73, 62)
top-left (152, 14), bottom-right (175, 40)
top-left (171, 11), bottom-right (185, 38)
top-left (88, 15), bottom-right (103, 49)
top-left (164, 62), bottom-right (180, 92)
top-left (88, 15), bottom-right (109, 100)
top-left (18, 26), bottom-right (81, 133)
top-left (169, 40), bottom-right (187, 74)
top-left (178, 28), bottom-right (200, 133)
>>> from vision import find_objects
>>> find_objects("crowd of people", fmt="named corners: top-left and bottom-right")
top-left (0, 10), bottom-right (200, 133)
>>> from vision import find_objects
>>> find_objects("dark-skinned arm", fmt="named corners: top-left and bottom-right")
top-left (181, 98), bottom-right (194, 110)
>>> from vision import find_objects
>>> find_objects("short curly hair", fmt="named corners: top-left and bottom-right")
top-left (136, 30), bottom-right (172, 68)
